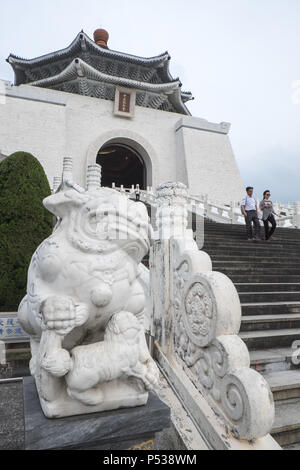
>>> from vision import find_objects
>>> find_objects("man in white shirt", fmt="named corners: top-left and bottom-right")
top-left (241, 186), bottom-right (261, 241)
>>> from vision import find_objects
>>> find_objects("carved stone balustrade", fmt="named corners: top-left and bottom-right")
top-left (150, 182), bottom-right (275, 442)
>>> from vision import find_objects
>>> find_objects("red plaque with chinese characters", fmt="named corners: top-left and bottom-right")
top-left (114, 86), bottom-right (136, 117)
top-left (119, 92), bottom-right (131, 113)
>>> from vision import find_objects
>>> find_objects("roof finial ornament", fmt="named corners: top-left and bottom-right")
top-left (93, 28), bottom-right (109, 49)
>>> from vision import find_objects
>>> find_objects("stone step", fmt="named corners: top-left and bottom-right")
top-left (202, 227), bottom-right (300, 235)
top-left (203, 223), bottom-right (297, 229)
top-left (212, 259), bottom-right (300, 266)
top-left (203, 237), bottom-right (300, 244)
top-left (204, 222), bottom-right (299, 233)
top-left (203, 239), bottom-right (300, 246)
top-left (229, 275), bottom-right (300, 283)
top-left (263, 370), bottom-right (300, 401)
top-left (203, 250), bottom-right (300, 260)
top-left (207, 246), bottom-right (300, 253)
top-left (203, 246), bottom-right (300, 255)
top-left (216, 267), bottom-right (300, 275)
top-left (239, 292), bottom-right (300, 303)
top-left (236, 283), bottom-right (300, 293)
top-left (203, 233), bottom-right (300, 242)
top-left (250, 347), bottom-right (296, 373)
top-left (242, 302), bottom-right (300, 316)
top-left (201, 219), bottom-right (300, 448)
top-left (203, 238), bottom-right (300, 246)
top-left (282, 442), bottom-right (300, 450)
top-left (271, 398), bottom-right (300, 446)
top-left (240, 314), bottom-right (300, 332)
top-left (203, 239), bottom-right (300, 248)
top-left (208, 248), bottom-right (300, 254)
top-left (212, 258), bottom-right (300, 272)
top-left (240, 328), bottom-right (300, 350)
top-left (203, 225), bottom-right (300, 237)
top-left (203, 233), bottom-right (300, 240)
top-left (204, 248), bottom-right (300, 257)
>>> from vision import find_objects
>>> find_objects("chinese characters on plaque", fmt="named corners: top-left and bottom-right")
top-left (0, 313), bottom-right (28, 342)
top-left (114, 86), bottom-right (136, 118)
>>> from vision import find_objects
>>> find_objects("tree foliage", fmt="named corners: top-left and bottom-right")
top-left (0, 152), bottom-right (53, 311)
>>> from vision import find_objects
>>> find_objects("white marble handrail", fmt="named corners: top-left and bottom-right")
top-left (102, 184), bottom-right (300, 229)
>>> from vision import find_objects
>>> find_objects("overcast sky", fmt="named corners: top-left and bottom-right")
top-left (1, 0), bottom-right (300, 202)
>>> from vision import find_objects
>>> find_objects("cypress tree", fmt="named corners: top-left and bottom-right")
top-left (0, 152), bottom-right (53, 311)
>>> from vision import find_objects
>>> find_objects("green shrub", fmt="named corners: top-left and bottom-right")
top-left (0, 152), bottom-right (53, 311)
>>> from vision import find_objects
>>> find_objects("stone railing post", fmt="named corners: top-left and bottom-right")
top-left (86, 164), bottom-right (101, 191)
top-left (150, 183), bottom-right (192, 351)
top-left (230, 201), bottom-right (236, 224)
top-left (62, 156), bottom-right (73, 182)
top-left (156, 182), bottom-right (189, 240)
top-left (203, 194), bottom-right (208, 218)
top-left (293, 202), bottom-right (300, 228)
top-left (52, 177), bottom-right (61, 194)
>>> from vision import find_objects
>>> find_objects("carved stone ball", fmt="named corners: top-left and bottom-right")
top-left (93, 29), bottom-right (109, 48)
top-left (90, 284), bottom-right (113, 307)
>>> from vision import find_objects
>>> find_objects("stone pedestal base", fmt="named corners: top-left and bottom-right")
top-left (23, 377), bottom-right (170, 450)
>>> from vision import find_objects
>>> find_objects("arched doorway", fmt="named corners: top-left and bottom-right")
top-left (96, 143), bottom-right (146, 189)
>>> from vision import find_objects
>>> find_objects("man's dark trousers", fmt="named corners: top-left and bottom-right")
top-left (245, 210), bottom-right (261, 239)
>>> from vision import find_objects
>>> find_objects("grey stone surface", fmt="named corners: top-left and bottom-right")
top-left (23, 376), bottom-right (170, 450)
top-left (175, 116), bottom-right (231, 134)
top-left (154, 424), bottom-right (187, 450)
top-left (4, 82), bottom-right (67, 106)
top-left (0, 381), bottom-right (24, 450)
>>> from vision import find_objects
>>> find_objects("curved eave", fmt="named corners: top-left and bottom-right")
top-left (29, 58), bottom-right (182, 93)
top-left (158, 58), bottom-right (174, 83)
top-left (7, 31), bottom-right (170, 69)
top-left (181, 91), bottom-right (194, 103)
top-left (169, 89), bottom-right (192, 115)
top-left (157, 61), bottom-right (194, 105)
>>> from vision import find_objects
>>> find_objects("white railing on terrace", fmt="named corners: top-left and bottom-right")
top-left (111, 184), bottom-right (300, 229)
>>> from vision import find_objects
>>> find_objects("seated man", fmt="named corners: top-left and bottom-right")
top-left (241, 186), bottom-right (261, 241)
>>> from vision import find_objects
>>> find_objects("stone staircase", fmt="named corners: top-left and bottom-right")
top-left (5, 203), bottom-right (300, 448)
top-left (201, 219), bottom-right (300, 449)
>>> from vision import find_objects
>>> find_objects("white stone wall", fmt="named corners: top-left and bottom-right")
top-left (175, 117), bottom-right (245, 204)
top-left (0, 80), bottom-right (245, 203)
top-left (0, 82), bottom-right (67, 184)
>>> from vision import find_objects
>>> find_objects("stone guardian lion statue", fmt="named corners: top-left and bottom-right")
top-left (18, 164), bottom-right (159, 418)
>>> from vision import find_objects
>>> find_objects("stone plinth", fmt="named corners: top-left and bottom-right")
top-left (23, 377), bottom-right (170, 450)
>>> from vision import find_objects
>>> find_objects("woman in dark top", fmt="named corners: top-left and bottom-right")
top-left (259, 190), bottom-right (281, 241)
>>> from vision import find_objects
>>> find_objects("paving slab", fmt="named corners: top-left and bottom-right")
top-left (0, 381), bottom-right (24, 450)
